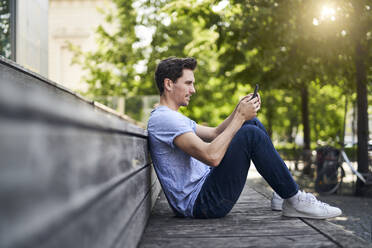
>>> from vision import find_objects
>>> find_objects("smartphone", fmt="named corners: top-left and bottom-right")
top-left (250, 84), bottom-right (259, 100)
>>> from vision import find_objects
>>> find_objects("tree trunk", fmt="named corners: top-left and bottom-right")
top-left (301, 84), bottom-right (311, 150)
top-left (341, 96), bottom-right (348, 145)
top-left (353, 1), bottom-right (369, 196)
top-left (267, 113), bottom-right (273, 139)
top-left (354, 41), bottom-right (369, 196)
top-left (265, 92), bottom-right (275, 139)
top-left (301, 84), bottom-right (312, 175)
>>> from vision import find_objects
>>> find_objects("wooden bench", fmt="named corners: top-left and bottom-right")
top-left (0, 57), bottom-right (161, 248)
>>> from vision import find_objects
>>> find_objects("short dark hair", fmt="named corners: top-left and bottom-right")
top-left (154, 57), bottom-right (197, 95)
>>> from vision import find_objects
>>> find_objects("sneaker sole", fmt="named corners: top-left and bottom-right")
top-left (272, 208), bottom-right (282, 211)
top-left (282, 208), bottom-right (342, 219)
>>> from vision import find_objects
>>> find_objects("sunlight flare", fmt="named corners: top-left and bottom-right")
top-left (313, 18), bottom-right (319, 26)
top-left (320, 6), bottom-right (336, 21)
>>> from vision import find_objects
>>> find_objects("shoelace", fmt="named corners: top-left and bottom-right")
top-left (301, 191), bottom-right (330, 208)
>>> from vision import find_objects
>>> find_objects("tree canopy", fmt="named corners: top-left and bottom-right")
top-left (71, 1), bottom-right (371, 187)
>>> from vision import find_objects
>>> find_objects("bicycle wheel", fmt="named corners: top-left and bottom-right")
top-left (315, 161), bottom-right (345, 195)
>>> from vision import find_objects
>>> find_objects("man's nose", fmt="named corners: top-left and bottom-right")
top-left (190, 85), bottom-right (196, 94)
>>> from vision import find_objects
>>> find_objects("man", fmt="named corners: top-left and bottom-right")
top-left (147, 57), bottom-right (342, 219)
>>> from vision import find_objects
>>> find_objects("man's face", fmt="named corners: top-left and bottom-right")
top-left (171, 69), bottom-right (196, 106)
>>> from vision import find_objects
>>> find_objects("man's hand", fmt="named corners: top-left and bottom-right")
top-left (236, 93), bottom-right (261, 121)
top-left (239, 92), bottom-right (261, 110)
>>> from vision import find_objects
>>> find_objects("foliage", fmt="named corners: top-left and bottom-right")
top-left (72, 0), bottom-right (370, 148)
top-left (125, 95), bottom-right (144, 121)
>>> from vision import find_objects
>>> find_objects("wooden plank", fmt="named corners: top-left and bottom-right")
top-left (142, 218), bottom-right (320, 238)
top-left (0, 58), bottom-right (146, 137)
top-left (4, 166), bottom-right (157, 248)
top-left (140, 234), bottom-right (337, 248)
top-left (0, 119), bottom-right (150, 188)
top-left (302, 219), bottom-right (372, 248)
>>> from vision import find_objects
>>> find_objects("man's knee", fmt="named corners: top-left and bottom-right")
top-left (240, 123), bottom-right (263, 135)
top-left (236, 124), bottom-right (267, 145)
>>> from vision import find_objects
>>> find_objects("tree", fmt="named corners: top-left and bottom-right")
top-left (352, 1), bottom-right (370, 195)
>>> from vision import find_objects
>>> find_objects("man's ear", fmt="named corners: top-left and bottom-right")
top-left (163, 78), bottom-right (173, 92)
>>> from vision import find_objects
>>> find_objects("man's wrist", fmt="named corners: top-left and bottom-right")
top-left (233, 113), bottom-right (245, 127)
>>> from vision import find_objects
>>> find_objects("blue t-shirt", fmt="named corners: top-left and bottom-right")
top-left (147, 106), bottom-right (210, 217)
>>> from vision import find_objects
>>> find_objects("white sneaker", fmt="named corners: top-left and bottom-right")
top-left (282, 191), bottom-right (342, 219)
top-left (271, 192), bottom-right (283, 211)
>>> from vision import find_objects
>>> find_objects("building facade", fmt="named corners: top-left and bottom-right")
top-left (48, 0), bottom-right (112, 92)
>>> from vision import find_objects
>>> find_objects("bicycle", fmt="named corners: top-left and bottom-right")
top-left (314, 144), bottom-right (372, 195)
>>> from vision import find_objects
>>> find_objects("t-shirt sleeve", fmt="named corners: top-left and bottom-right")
top-left (153, 112), bottom-right (195, 149)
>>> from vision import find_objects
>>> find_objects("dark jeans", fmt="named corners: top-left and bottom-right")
top-left (192, 118), bottom-right (299, 218)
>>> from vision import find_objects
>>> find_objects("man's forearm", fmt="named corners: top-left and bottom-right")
top-left (206, 114), bottom-right (244, 166)
top-left (215, 106), bottom-right (238, 135)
